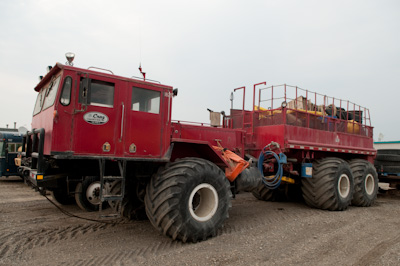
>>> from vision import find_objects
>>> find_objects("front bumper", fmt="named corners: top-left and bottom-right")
top-left (20, 166), bottom-right (65, 189)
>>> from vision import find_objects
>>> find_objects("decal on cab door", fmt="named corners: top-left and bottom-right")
top-left (83, 112), bottom-right (109, 125)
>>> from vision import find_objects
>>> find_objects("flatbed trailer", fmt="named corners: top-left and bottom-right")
top-left (225, 84), bottom-right (376, 208)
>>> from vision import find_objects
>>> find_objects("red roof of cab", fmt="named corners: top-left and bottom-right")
top-left (34, 63), bottom-right (172, 92)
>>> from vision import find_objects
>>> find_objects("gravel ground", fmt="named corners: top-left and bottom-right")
top-left (1, 176), bottom-right (399, 266)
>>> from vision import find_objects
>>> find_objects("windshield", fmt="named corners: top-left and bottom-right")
top-left (43, 75), bottom-right (61, 110)
top-left (33, 75), bottom-right (62, 116)
top-left (0, 142), bottom-right (4, 157)
top-left (33, 89), bottom-right (45, 115)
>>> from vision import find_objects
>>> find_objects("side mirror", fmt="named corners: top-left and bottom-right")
top-left (173, 88), bottom-right (178, 97)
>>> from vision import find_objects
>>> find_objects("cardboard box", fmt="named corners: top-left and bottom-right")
top-left (210, 112), bottom-right (221, 127)
top-left (288, 96), bottom-right (314, 111)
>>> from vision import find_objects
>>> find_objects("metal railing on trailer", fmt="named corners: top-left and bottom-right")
top-left (225, 84), bottom-right (373, 138)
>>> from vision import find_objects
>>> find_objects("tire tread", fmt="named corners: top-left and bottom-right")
top-left (144, 158), bottom-right (232, 242)
top-left (301, 157), bottom-right (353, 211)
top-left (349, 159), bottom-right (378, 207)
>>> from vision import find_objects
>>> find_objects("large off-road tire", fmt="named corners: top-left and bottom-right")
top-left (301, 157), bottom-right (354, 211)
top-left (144, 158), bottom-right (232, 242)
top-left (349, 159), bottom-right (378, 207)
top-left (121, 180), bottom-right (148, 220)
top-left (75, 176), bottom-right (102, 212)
top-left (252, 185), bottom-right (287, 201)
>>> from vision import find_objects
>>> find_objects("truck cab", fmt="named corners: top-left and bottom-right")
top-left (19, 60), bottom-right (177, 209)
top-left (0, 131), bottom-right (23, 177)
top-left (29, 63), bottom-right (173, 160)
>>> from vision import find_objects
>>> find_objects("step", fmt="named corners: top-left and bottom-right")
top-left (100, 213), bottom-right (121, 219)
top-left (102, 175), bottom-right (123, 180)
top-left (102, 195), bottom-right (123, 201)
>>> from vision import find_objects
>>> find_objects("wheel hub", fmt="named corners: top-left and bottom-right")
top-left (338, 174), bottom-right (350, 198)
top-left (364, 174), bottom-right (375, 195)
top-left (188, 183), bottom-right (218, 222)
top-left (86, 181), bottom-right (101, 205)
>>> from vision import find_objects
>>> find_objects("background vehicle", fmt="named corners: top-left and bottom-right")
top-left (373, 142), bottom-right (400, 192)
top-left (19, 53), bottom-right (378, 242)
top-left (0, 128), bottom-right (23, 178)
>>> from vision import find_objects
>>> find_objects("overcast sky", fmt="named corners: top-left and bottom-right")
top-left (0, 0), bottom-right (399, 141)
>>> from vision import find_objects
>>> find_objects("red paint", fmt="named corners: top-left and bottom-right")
top-left (32, 63), bottom-right (173, 159)
top-left (30, 63), bottom-right (375, 174)
top-left (226, 83), bottom-right (375, 162)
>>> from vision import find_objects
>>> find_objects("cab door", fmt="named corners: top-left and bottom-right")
top-left (5, 141), bottom-right (20, 176)
top-left (123, 84), bottom-right (166, 158)
top-left (72, 73), bottom-right (121, 156)
top-left (52, 71), bottom-right (76, 152)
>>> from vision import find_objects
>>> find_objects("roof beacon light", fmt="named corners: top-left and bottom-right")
top-left (65, 52), bottom-right (75, 66)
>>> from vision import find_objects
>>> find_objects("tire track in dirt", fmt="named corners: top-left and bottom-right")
top-left (219, 204), bottom-right (319, 236)
top-left (53, 204), bottom-right (321, 265)
top-left (260, 203), bottom-right (400, 266)
top-left (0, 223), bottom-right (115, 257)
top-left (60, 240), bottom-right (185, 266)
top-left (353, 234), bottom-right (400, 266)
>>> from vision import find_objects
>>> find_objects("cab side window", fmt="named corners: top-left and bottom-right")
top-left (5, 143), bottom-right (21, 153)
top-left (79, 78), bottom-right (114, 108)
top-left (7, 143), bottom-right (18, 153)
top-left (90, 80), bottom-right (114, 107)
top-left (8, 143), bottom-right (15, 153)
top-left (132, 87), bottom-right (160, 114)
top-left (60, 76), bottom-right (73, 106)
top-left (0, 142), bottom-right (5, 157)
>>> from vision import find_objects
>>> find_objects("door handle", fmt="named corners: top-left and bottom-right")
top-left (120, 103), bottom-right (125, 141)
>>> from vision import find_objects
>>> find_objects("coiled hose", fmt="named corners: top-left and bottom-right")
top-left (258, 149), bottom-right (287, 190)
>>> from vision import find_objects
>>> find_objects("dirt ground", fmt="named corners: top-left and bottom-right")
top-left (1, 176), bottom-right (399, 266)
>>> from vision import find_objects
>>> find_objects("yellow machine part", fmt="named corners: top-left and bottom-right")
top-left (265, 175), bottom-right (295, 184)
top-left (281, 176), bottom-right (295, 184)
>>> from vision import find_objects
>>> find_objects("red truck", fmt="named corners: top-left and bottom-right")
top-left (20, 53), bottom-right (377, 242)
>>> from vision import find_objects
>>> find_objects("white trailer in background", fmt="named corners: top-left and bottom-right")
top-left (374, 141), bottom-right (400, 150)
